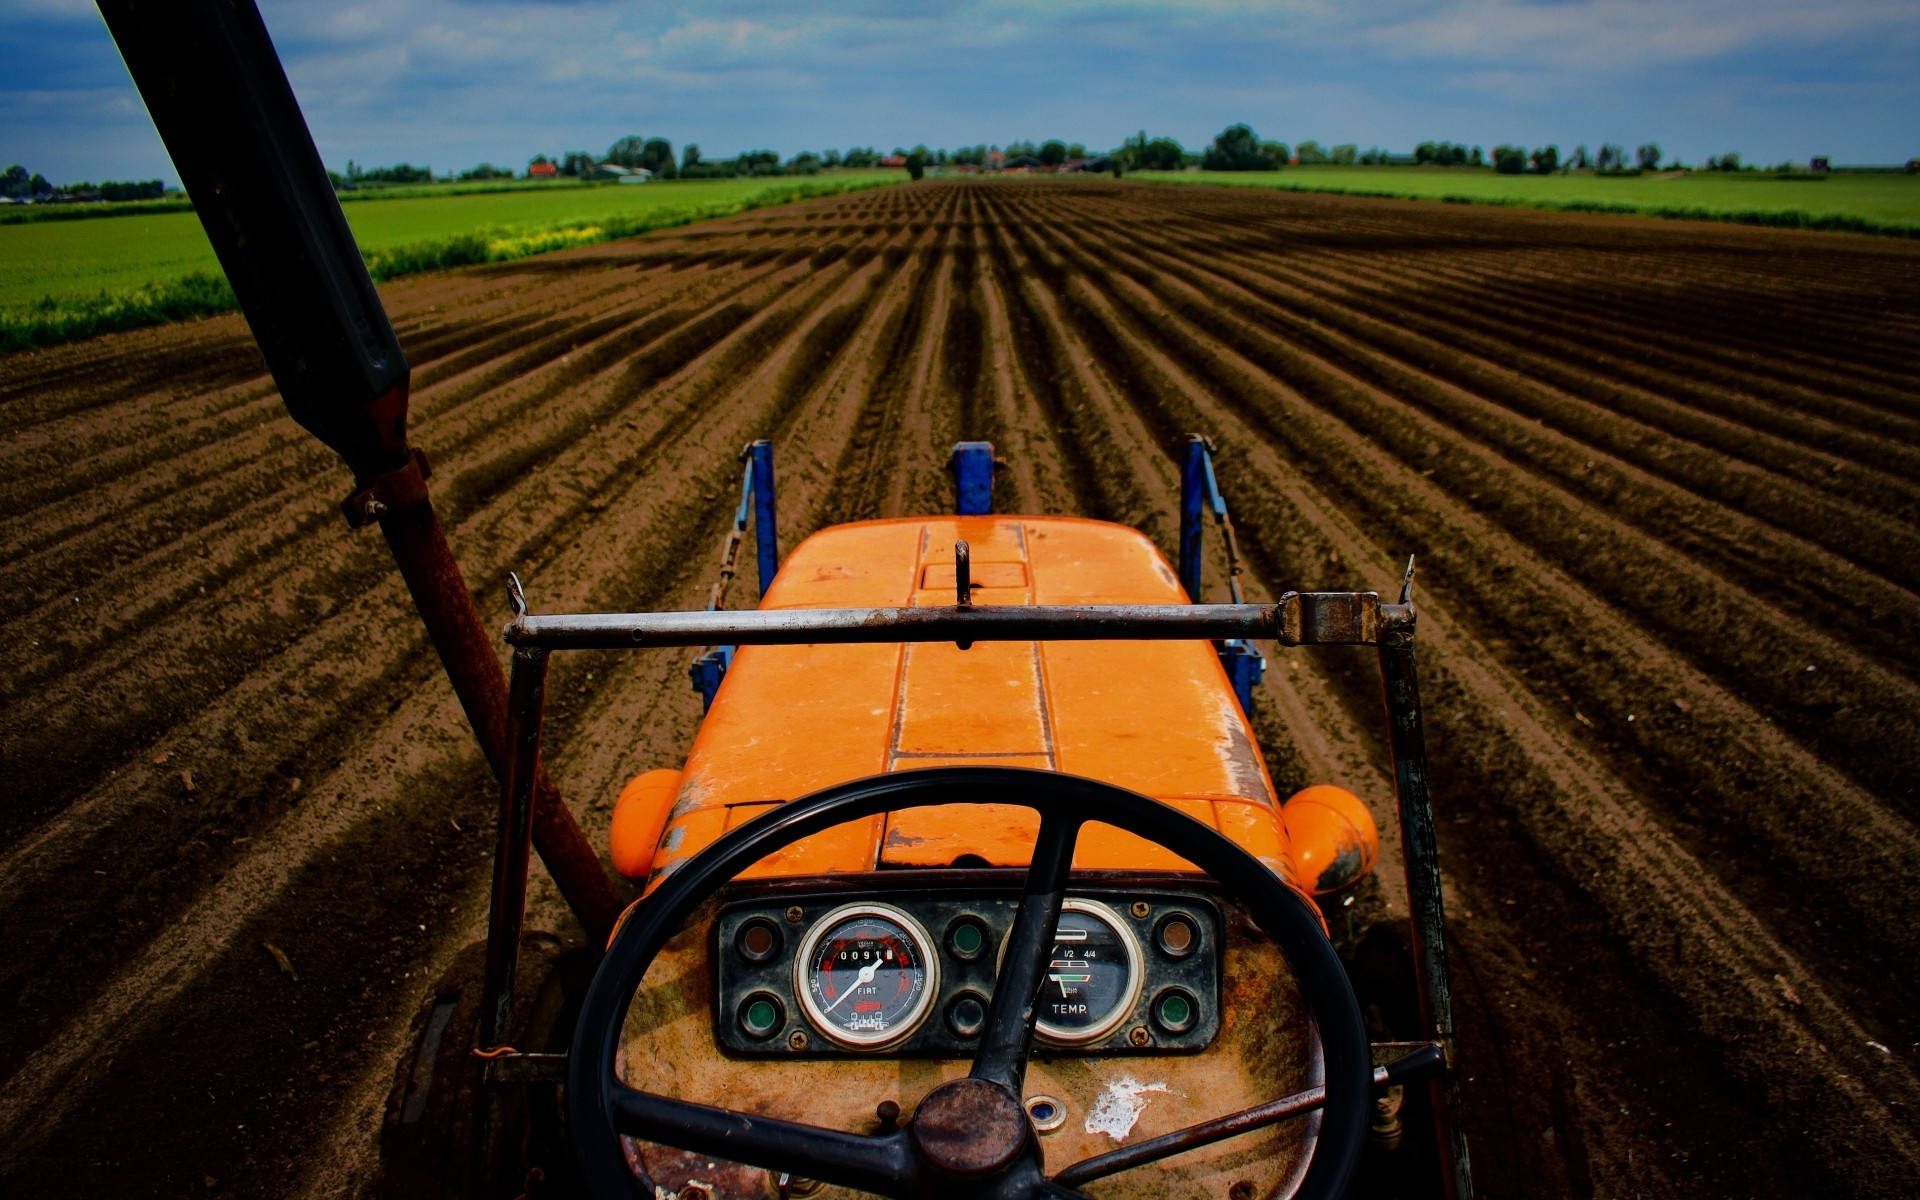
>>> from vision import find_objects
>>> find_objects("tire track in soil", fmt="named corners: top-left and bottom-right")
top-left (996, 185), bottom-right (1914, 1195)
top-left (0, 199), bottom-right (940, 1191)
top-left (3, 179), bottom-right (1917, 1200)
top-left (0, 212), bottom-right (919, 1084)
top-left (1034, 189), bottom-right (1920, 1053)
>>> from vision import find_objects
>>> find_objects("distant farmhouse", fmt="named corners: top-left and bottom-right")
top-left (528, 161), bottom-right (557, 178)
top-left (596, 162), bottom-right (653, 182)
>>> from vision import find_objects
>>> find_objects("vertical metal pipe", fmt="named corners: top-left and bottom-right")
top-left (749, 441), bottom-right (779, 598)
top-left (1377, 625), bottom-right (1474, 1200)
top-left (1178, 436), bottom-right (1207, 601)
top-left (481, 645), bottom-right (549, 1050)
top-left (381, 508), bottom-right (619, 943)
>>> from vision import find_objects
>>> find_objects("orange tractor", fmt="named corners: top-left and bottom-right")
top-left (98, 3), bottom-right (1472, 1196)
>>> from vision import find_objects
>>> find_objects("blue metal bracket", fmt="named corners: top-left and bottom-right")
top-left (1179, 435), bottom-right (1209, 602)
top-left (1219, 638), bottom-right (1266, 715)
top-left (690, 441), bottom-right (779, 709)
top-left (747, 439), bottom-right (779, 598)
top-left (689, 645), bottom-right (734, 712)
top-left (950, 441), bottom-right (995, 515)
top-left (1177, 434), bottom-right (1264, 716)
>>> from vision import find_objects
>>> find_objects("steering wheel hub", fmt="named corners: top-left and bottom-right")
top-left (909, 1078), bottom-right (1030, 1176)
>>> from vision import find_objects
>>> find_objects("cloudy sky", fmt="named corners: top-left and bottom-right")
top-left (4, 0), bottom-right (1915, 185)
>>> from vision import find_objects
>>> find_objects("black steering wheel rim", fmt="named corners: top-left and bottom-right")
top-left (568, 766), bottom-right (1370, 1199)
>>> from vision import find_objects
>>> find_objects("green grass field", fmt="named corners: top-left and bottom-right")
top-left (0, 171), bottom-right (899, 350)
top-left (1131, 166), bottom-right (1920, 235)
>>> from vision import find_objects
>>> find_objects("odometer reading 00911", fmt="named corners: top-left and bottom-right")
top-left (794, 903), bottom-right (940, 1050)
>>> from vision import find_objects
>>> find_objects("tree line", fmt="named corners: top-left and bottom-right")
top-left (3, 164), bottom-right (167, 202)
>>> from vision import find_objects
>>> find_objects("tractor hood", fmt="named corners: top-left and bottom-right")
top-left (648, 517), bottom-right (1292, 882)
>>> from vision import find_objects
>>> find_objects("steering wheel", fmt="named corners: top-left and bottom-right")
top-left (567, 767), bottom-right (1370, 1199)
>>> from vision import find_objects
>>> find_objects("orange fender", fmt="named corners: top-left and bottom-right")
top-left (610, 768), bottom-right (683, 880)
top-left (1282, 785), bottom-right (1378, 896)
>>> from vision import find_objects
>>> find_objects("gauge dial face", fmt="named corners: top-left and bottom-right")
top-left (794, 903), bottom-right (939, 1050)
top-left (1030, 898), bottom-right (1144, 1046)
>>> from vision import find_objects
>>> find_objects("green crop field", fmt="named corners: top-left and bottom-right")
top-left (1131, 166), bottom-right (1920, 235)
top-left (0, 171), bottom-right (899, 350)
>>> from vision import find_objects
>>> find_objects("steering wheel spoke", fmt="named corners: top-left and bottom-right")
top-left (969, 812), bottom-right (1082, 1093)
top-left (613, 1084), bottom-right (914, 1195)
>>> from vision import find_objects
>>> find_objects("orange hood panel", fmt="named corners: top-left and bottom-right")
top-left (650, 517), bottom-right (1288, 882)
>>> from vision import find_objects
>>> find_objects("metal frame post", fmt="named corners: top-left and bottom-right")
top-left (950, 441), bottom-right (995, 515)
top-left (1377, 615), bottom-right (1473, 1200)
top-left (1178, 436), bottom-right (1207, 601)
top-left (748, 441), bottom-right (779, 598)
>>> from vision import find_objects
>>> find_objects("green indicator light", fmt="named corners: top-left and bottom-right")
top-left (744, 999), bottom-right (778, 1034)
top-left (951, 922), bottom-right (983, 955)
top-left (1158, 993), bottom-right (1192, 1027)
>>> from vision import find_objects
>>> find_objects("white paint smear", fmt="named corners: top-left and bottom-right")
top-left (1084, 1076), bottom-right (1172, 1142)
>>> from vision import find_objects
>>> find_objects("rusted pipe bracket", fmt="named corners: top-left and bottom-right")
top-left (341, 447), bottom-right (432, 529)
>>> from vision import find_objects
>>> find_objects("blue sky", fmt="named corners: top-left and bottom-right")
top-left (4, 0), bottom-right (1915, 185)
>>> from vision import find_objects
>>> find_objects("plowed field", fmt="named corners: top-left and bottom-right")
top-left (3, 179), bottom-right (1917, 1198)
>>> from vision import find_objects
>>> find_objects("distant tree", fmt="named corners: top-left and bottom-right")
top-left (1635, 142), bottom-right (1661, 169)
top-left (529, 154), bottom-right (551, 166)
top-left (905, 150), bottom-right (926, 180)
top-left (357, 163), bottom-right (432, 184)
top-left (1470, 145), bottom-right (1484, 166)
top-left (787, 151), bottom-right (822, 175)
top-left (1039, 139), bottom-right (1068, 166)
top-left (1138, 137), bottom-right (1184, 171)
top-left (682, 144), bottom-right (701, 170)
top-left (1415, 141), bottom-right (1470, 166)
top-left (458, 163), bottom-right (512, 181)
top-left (1330, 143), bottom-right (1356, 165)
top-left (1491, 144), bottom-right (1527, 174)
top-left (1110, 156), bottom-right (1123, 178)
top-left (822, 148), bottom-right (841, 167)
top-left (1360, 147), bottom-right (1389, 165)
top-left (1067, 143), bottom-right (1086, 160)
top-left (606, 135), bottom-right (647, 167)
top-left (640, 137), bottom-right (676, 179)
top-left (1264, 140), bottom-right (1292, 164)
top-left (560, 151), bottom-right (598, 179)
top-left (94, 178), bottom-right (163, 200)
top-left (1570, 144), bottom-right (1590, 170)
top-left (1528, 145), bottom-right (1559, 174)
top-left (1295, 140), bottom-right (1327, 164)
top-left (1708, 151), bottom-right (1742, 171)
top-left (843, 146), bottom-right (878, 167)
top-left (1203, 124), bottom-right (1281, 170)
top-left (1, 164), bottom-right (28, 197)
top-left (1595, 143), bottom-right (1625, 170)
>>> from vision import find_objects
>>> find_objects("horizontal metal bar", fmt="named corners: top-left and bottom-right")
top-left (506, 591), bottom-right (1399, 651)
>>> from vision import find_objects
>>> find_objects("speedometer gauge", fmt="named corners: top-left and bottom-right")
top-left (1028, 898), bottom-right (1143, 1046)
top-left (794, 903), bottom-right (940, 1050)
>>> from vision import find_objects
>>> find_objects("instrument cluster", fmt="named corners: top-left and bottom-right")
top-left (713, 889), bottom-right (1221, 1057)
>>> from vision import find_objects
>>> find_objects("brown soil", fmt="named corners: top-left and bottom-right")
top-left (1, 179), bottom-right (1917, 1198)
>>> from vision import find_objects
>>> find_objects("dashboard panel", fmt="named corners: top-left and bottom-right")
top-left (713, 888), bottom-right (1222, 1057)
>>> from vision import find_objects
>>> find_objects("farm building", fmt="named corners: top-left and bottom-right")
top-left (595, 162), bottom-right (652, 181)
